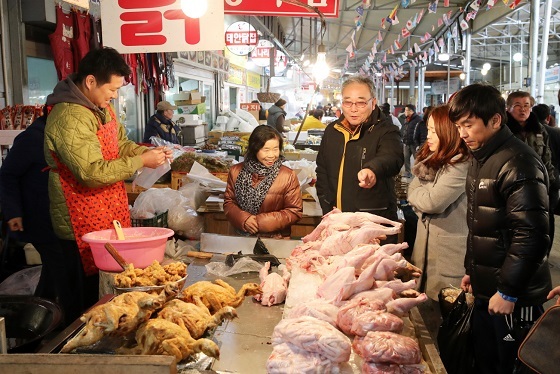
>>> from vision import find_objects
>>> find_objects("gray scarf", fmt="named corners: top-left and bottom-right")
top-left (234, 158), bottom-right (283, 215)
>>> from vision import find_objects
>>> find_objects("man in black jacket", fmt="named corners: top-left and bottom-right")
top-left (449, 84), bottom-right (552, 374)
top-left (401, 104), bottom-right (423, 177)
top-left (316, 75), bottom-right (403, 240)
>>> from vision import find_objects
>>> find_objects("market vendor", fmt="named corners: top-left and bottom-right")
top-left (298, 109), bottom-right (326, 131)
top-left (44, 47), bottom-right (173, 318)
top-left (224, 125), bottom-right (303, 238)
top-left (143, 100), bottom-right (182, 144)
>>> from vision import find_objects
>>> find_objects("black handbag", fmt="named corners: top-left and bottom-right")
top-left (437, 290), bottom-right (475, 374)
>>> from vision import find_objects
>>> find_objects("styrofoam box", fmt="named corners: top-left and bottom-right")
top-left (287, 131), bottom-right (308, 142)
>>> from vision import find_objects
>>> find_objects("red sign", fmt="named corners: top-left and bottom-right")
top-left (225, 21), bottom-right (258, 56)
top-left (224, 0), bottom-right (339, 18)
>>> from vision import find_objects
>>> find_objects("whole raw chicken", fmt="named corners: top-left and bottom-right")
top-left (130, 319), bottom-right (220, 361)
top-left (60, 284), bottom-right (178, 353)
top-left (254, 262), bottom-right (291, 306)
top-left (157, 297), bottom-right (237, 339)
top-left (180, 279), bottom-right (262, 314)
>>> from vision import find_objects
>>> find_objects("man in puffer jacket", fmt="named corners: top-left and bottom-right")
top-left (401, 104), bottom-right (423, 176)
top-left (44, 48), bottom-right (173, 316)
top-left (449, 84), bottom-right (552, 374)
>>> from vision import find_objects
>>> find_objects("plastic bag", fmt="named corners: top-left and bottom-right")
top-left (437, 290), bottom-right (475, 374)
top-left (133, 161), bottom-right (171, 189)
top-left (205, 257), bottom-right (263, 277)
top-left (0, 266), bottom-right (41, 295)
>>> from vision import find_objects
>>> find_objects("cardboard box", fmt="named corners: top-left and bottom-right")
top-left (181, 124), bottom-right (207, 142)
top-left (240, 103), bottom-right (260, 121)
top-left (171, 171), bottom-right (188, 190)
top-left (174, 91), bottom-right (206, 105)
top-left (178, 103), bottom-right (206, 114)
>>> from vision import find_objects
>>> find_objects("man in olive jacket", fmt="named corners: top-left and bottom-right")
top-left (316, 75), bottom-right (403, 232)
top-left (449, 84), bottom-right (552, 374)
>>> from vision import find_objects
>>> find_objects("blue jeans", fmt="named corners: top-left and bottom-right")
top-left (403, 144), bottom-right (416, 174)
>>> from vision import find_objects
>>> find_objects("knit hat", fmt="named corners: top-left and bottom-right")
top-left (275, 99), bottom-right (287, 107)
top-left (156, 100), bottom-right (177, 111)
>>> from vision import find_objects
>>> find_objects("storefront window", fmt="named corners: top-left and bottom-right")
top-left (27, 57), bottom-right (57, 105)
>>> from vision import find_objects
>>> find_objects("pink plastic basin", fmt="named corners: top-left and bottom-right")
top-left (82, 227), bottom-right (174, 272)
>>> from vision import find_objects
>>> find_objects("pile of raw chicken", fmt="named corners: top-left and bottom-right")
top-left (257, 209), bottom-right (428, 373)
top-left (60, 276), bottom-right (262, 362)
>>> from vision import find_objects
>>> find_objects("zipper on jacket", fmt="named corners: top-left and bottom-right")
top-left (361, 147), bottom-right (367, 169)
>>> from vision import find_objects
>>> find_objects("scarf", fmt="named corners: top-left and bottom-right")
top-left (412, 155), bottom-right (437, 182)
top-left (234, 158), bottom-right (283, 215)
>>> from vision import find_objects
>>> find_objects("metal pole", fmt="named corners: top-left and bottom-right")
top-left (530, 0), bottom-right (540, 95)
top-left (447, 62), bottom-right (450, 101)
top-left (509, 39), bottom-right (513, 91)
top-left (464, 28), bottom-right (472, 85)
top-left (538, 0), bottom-right (552, 103)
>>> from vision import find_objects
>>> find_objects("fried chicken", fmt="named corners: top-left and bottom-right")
top-left (60, 284), bottom-right (179, 353)
top-left (180, 279), bottom-right (262, 314)
top-left (114, 261), bottom-right (187, 288)
top-left (158, 297), bottom-right (237, 338)
top-left (128, 319), bottom-right (220, 361)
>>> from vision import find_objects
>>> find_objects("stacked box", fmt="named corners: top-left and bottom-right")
top-left (178, 103), bottom-right (206, 115)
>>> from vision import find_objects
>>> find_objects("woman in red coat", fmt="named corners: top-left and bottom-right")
top-left (224, 125), bottom-right (303, 238)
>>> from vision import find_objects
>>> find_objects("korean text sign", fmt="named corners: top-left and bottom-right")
top-left (100, 0), bottom-right (225, 53)
top-left (224, 0), bottom-right (339, 18)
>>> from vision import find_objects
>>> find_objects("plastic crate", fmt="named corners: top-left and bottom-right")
top-left (131, 210), bottom-right (168, 228)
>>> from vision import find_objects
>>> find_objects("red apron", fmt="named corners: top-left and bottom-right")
top-left (51, 107), bottom-right (131, 276)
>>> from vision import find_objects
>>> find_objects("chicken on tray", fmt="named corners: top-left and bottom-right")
top-left (122, 319), bottom-right (220, 362)
top-left (180, 279), bottom-right (262, 314)
top-left (157, 297), bottom-right (237, 339)
top-left (60, 284), bottom-right (179, 353)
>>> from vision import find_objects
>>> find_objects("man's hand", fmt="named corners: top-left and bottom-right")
top-left (141, 147), bottom-right (172, 168)
top-left (460, 274), bottom-right (472, 293)
top-left (489, 292), bottom-right (515, 315)
top-left (547, 285), bottom-right (560, 305)
top-left (244, 216), bottom-right (259, 234)
top-left (358, 168), bottom-right (377, 188)
top-left (7, 217), bottom-right (23, 231)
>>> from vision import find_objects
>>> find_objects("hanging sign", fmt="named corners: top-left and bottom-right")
top-left (252, 40), bottom-right (274, 67)
top-left (100, 0), bottom-right (225, 53)
top-left (224, 0), bottom-right (339, 18)
top-left (225, 21), bottom-right (259, 56)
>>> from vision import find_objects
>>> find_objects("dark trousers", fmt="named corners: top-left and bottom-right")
top-left (57, 240), bottom-right (99, 325)
top-left (472, 299), bottom-right (544, 374)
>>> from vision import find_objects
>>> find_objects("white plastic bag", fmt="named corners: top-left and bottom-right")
top-left (205, 257), bottom-right (263, 277)
top-left (0, 266), bottom-right (41, 295)
top-left (133, 161), bottom-right (171, 189)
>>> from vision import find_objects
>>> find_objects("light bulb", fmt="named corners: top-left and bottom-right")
top-left (438, 53), bottom-right (450, 62)
top-left (481, 69), bottom-right (488, 76)
top-left (513, 52), bottom-right (522, 62)
top-left (312, 44), bottom-right (329, 84)
top-left (181, 0), bottom-right (208, 19)
top-left (459, 72), bottom-right (466, 80)
top-left (483, 63), bottom-right (491, 71)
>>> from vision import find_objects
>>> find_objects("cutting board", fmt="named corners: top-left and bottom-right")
top-left (199, 233), bottom-right (301, 259)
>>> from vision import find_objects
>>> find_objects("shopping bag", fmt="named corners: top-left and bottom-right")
top-left (437, 290), bottom-right (475, 374)
top-left (518, 305), bottom-right (560, 374)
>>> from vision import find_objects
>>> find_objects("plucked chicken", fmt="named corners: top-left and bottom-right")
top-left (180, 279), bottom-right (262, 314)
top-left (267, 342), bottom-right (342, 374)
top-left (128, 319), bottom-right (220, 361)
top-left (254, 262), bottom-right (291, 306)
top-left (352, 331), bottom-right (422, 365)
top-left (157, 297), bottom-right (237, 339)
top-left (60, 284), bottom-right (178, 352)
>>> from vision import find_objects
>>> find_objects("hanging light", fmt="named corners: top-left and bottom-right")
top-left (459, 72), bottom-right (466, 80)
top-left (438, 53), bottom-right (450, 62)
top-left (246, 52), bottom-right (255, 69)
top-left (513, 52), bottom-right (522, 62)
top-left (181, 0), bottom-right (208, 19)
top-left (483, 62), bottom-right (491, 71)
top-left (481, 69), bottom-right (488, 76)
top-left (312, 43), bottom-right (330, 85)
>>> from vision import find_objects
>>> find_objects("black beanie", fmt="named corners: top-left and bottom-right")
top-left (275, 99), bottom-right (287, 107)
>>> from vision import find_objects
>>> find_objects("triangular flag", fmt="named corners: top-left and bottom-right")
top-left (438, 37), bottom-right (445, 48)
top-left (401, 0), bottom-right (410, 8)
top-left (381, 17), bottom-right (386, 29)
top-left (487, 0), bottom-right (496, 6)
top-left (383, 53), bottom-right (387, 62)
top-left (432, 25), bottom-right (435, 32)
top-left (392, 15), bottom-right (400, 25)
top-left (414, 43), bottom-right (421, 53)
top-left (444, 0), bottom-right (450, 7)
top-left (390, 45), bottom-right (395, 54)
top-left (402, 28), bottom-right (411, 38)
top-left (408, 48), bottom-right (413, 56)
top-left (460, 19), bottom-right (469, 30)
top-left (434, 43), bottom-right (439, 53)
top-left (363, 0), bottom-right (371, 7)
top-left (407, 17), bottom-right (414, 30)
top-left (377, 30), bottom-right (383, 41)
top-left (372, 44), bottom-right (377, 54)
top-left (346, 43), bottom-right (354, 54)
top-left (416, 9), bottom-right (425, 24)
top-left (428, 0), bottom-right (438, 13)
top-left (394, 39), bottom-right (402, 50)
top-left (452, 23), bottom-right (458, 37)
top-left (443, 13), bottom-right (449, 26)
top-left (429, 48), bottom-right (435, 57)
top-left (389, 4), bottom-right (399, 20)
top-left (509, 0), bottom-right (521, 9)
top-left (397, 57), bottom-right (404, 66)
top-left (356, 5), bottom-right (364, 16)
top-left (471, 0), bottom-right (480, 11)
top-left (438, 18), bottom-right (444, 27)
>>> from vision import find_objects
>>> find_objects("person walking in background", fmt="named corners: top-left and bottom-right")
top-left (381, 103), bottom-right (401, 130)
top-left (315, 75), bottom-right (403, 237)
top-left (224, 125), bottom-right (302, 238)
top-left (44, 47), bottom-right (173, 316)
top-left (401, 104), bottom-right (423, 177)
top-left (534, 103), bottom-right (560, 216)
top-left (142, 100), bottom-right (182, 144)
top-left (0, 112), bottom-right (77, 324)
top-left (252, 99), bottom-right (267, 121)
top-left (450, 84), bottom-right (552, 374)
top-left (408, 104), bottom-right (470, 302)
top-left (298, 109), bottom-right (326, 131)
top-left (267, 98), bottom-right (288, 133)
top-left (506, 91), bottom-right (558, 254)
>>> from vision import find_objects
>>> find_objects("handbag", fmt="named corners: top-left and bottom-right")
top-left (517, 305), bottom-right (560, 374)
top-left (437, 290), bottom-right (475, 374)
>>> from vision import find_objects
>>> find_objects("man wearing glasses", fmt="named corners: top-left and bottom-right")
top-left (506, 91), bottom-right (558, 253)
top-left (316, 75), bottom-right (403, 240)
top-left (143, 100), bottom-right (183, 144)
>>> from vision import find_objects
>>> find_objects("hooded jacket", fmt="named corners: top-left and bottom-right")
top-left (465, 125), bottom-right (551, 305)
top-left (402, 113), bottom-right (423, 146)
top-left (44, 75), bottom-right (148, 240)
top-left (267, 104), bottom-right (287, 133)
top-left (143, 112), bottom-right (182, 144)
top-left (316, 106), bottom-right (404, 219)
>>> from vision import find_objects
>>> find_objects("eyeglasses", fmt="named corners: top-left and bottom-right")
top-left (512, 104), bottom-right (531, 111)
top-left (342, 98), bottom-right (373, 109)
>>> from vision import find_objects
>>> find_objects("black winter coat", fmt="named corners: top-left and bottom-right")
top-left (316, 107), bottom-right (404, 219)
top-left (465, 125), bottom-right (551, 305)
top-left (401, 113), bottom-right (423, 146)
